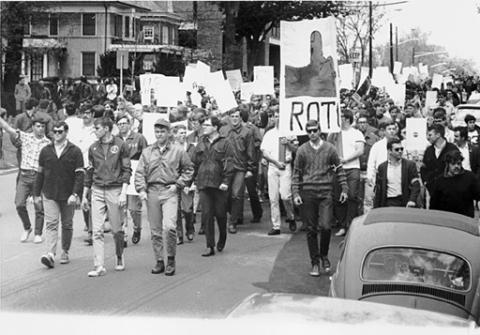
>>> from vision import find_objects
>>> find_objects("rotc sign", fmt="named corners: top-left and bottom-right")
top-left (279, 17), bottom-right (341, 136)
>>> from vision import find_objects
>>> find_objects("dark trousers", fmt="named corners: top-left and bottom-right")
top-left (177, 190), bottom-right (194, 237)
top-left (228, 171), bottom-right (246, 226)
top-left (333, 168), bottom-right (360, 230)
top-left (200, 188), bottom-right (228, 249)
top-left (15, 170), bottom-right (44, 235)
top-left (245, 169), bottom-right (263, 219)
top-left (299, 190), bottom-right (333, 266)
top-left (386, 196), bottom-right (403, 207)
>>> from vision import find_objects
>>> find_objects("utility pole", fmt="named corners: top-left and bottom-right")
top-left (368, 1), bottom-right (372, 77)
top-left (389, 23), bottom-right (394, 73)
top-left (395, 26), bottom-right (398, 61)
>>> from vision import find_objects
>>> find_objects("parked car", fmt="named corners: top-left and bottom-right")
top-left (329, 207), bottom-right (480, 325)
top-left (451, 104), bottom-right (480, 128)
top-left (228, 292), bottom-right (475, 330)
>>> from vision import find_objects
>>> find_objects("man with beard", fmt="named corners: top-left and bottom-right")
top-left (430, 150), bottom-right (480, 217)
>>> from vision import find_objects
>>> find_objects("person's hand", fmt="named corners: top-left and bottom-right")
top-left (219, 183), bottom-right (228, 192)
top-left (168, 184), bottom-right (178, 193)
top-left (81, 197), bottom-right (90, 211)
top-left (183, 186), bottom-right (190, 195)
top-left (245, 171), bottom-right (253, 179)
top-left (139, 191), bottom-right (147, 201)
top-left (189, 184), bottom-right (197, 192)
top-left (406, 201), bottom-right (416, 208)
top-left (276, 162), bottom-right (286, 170)
top-left (293, 195), bottom-right (303, 206)
top-left (67, 194), bottom-right (77, 206)
top-left (118, 192), bottom-right (127, 207)
top-left (339, 191), bottom-right (348, 204)
top-left (280, 137), bottom-right (288, 145)
top-left (33, 196), bottom-right (42, 207)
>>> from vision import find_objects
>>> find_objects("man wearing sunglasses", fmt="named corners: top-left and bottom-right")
top-left (34, 121), bottom-right (84, 268)
top-left (373, 137), bottom-right (420, 208)
top-left (292, 120), bottom-right (348, 277)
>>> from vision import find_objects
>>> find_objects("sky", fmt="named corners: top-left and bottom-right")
top-left (377, 0), bottom-right (480, 71)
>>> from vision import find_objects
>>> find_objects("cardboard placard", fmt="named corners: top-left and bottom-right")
top-left (226, 69), bottom-right (243, 92)
top-left (339, 63), bottom-right (354, 89)
top-left (253, 66), bottom-right (275, 95)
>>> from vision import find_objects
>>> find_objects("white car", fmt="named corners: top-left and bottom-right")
top-left (451, 104), bottom-right (480, 128)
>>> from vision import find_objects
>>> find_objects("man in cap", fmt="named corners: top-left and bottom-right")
top-left (82, 117), bottom-right (131, 277)
top-left (135, 119), bottom-right (193, 276)
top-left (0, 115), bottom-right (51, 243)
top-left (292, 120), bottom-right (348, 277)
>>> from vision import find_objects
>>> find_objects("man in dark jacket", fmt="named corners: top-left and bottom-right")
top-left (453, 126), bottom-right (480, 179)
top-left (34, 121), bottom-right (84, 268)
top-left (191, 116), bottom-right (234, 256)
top-left (420, 124), bottom-right (459, 197)
top-left (373, 138), bottom-right (420, 208)
top-left (223, 108), bottom-right (256, 234)
top-left (430, 150), bottom-right (480, 217)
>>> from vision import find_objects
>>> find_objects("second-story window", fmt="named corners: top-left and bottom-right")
top-left (114, 14), bottom-right (122, 38)
top-left (143, 26), bottom-right (154, 42)
top-left (124, 16), bottom-right (130, 38)
top-left (49, 15), bottom-right (58, 36)
top-left (82, 13), bottom-right (96, 36)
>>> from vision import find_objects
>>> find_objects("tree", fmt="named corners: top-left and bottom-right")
top-left (336, 2), bottom-right (385, 66)
top-left (218, 1), bottom-right (349, 76)
top-left (1, 2), bottom-right (46, 111)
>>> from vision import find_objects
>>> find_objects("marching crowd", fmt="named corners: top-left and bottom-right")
top-left (1, 71), bottom-right (480, 278)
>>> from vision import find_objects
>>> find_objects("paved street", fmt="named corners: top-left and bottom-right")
top-left (0, 170), bottom-right (341, 318)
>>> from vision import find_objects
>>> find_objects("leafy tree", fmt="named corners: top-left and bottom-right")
top-left (217, 1), bottom-right (349, 76)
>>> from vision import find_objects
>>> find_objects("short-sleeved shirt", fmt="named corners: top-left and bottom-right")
top-left (17, 131), bottom-right (51, 171)
top-left (341, 127), bottom-right (365, 169)
top-left (260, 127), bottom-right (292, 169)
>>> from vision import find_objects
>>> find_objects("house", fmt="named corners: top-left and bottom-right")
top-left (21, 1), bottom-right (187, 81)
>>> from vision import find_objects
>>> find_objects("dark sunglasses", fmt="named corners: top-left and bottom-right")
top-left (393, 147), bottom-right (404, 152)
top-left (53, 129), bottom-right (64, 134)
top-left (306, 128), bottom-right (319, 134)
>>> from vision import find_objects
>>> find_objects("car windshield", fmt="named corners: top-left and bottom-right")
top-left (362, 247), bottom-right (470, 291)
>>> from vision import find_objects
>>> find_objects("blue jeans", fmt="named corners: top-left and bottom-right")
top-left (15, 170), bottom-right (44, 235)
top-left (228, 171), bottom-right (246, 226)
top-left (299, 190), bottom-right (333, 266)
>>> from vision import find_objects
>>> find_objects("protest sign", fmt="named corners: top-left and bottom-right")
top-left (431, 73), bottom-right (443, 89)
top-left (140, 73), bottom-right (164, 106)
top-left (280, 17), bottom-right (340, 135)
top-left (253, 66), bottom-right (275, 95)
top-left (127, 160), bottom-right (139, 196)
top-left (425, 91), bottom-right (438, 109)
top-left (371, 66), bottom-right (394, 89)
top-left (142, 111), bottom-right (169, 145)
top-left (393, 61), bottom-right (403, 75)
top-left (352, 76), bottom-right (371, 103)
top-left (405, 118), bottom-right (428, 152)
top-left (226, 69), bottom-right (243, 91)
top-left (241, 82), bottom-right (255, 102)
top-left (388, 83), bottom-right (406, 107)
top-left (358, 67), bottom-right (369, 89)
top-left (339, 63), bottom-right (354, 89)
top-left (207, 71), bottom-right (238, 112)
top-left (155, 76), bottom-right (182, 107)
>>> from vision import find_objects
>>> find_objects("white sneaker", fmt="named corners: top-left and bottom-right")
top-left (20, 229), bottom-right (32, 242)
top-left (59, 251), bottom-right (70, 264)
top-left (33, 235), bottom-right (43, 243)
top-left (335, 229), bottom-right (346, 237)
top-left (88, 266), bottom-right (106, 277)
top-left (40, 252), bottom-right (55, 269)
top-left (115, 255), bottom-right (125, 271)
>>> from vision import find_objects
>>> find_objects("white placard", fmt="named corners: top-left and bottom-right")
top-left (405, 118), bottom-right (427, 151)
top-left (208, 78), bottom-right (238, 112)
top-left (253, 66), bottom-right (274, 95)
top-left (155, 76), bottom-right (182, 107)
top-left (280, 17), bottom-right (340, 135)
top-left (339, 63), bottom-right (354, 89)
top-left (140, 73), bottom-right (164, 106)
top-left (388, 83), bottom-right (406, 107)
top-left (241, 82), bottom-right (255, 102)
top-left (426, 91), bottom-right (438, 109)
top-left (142, 112), bottom-right (169, 145)
top-left (432, 73), bottom-right (443, 89)
top-left (371, 66), bottom-right (394, 89)
top-left (127, 160), bottom-right (139, 196)
top-left (393, 61), bottom-right (403, 75)
top-left (226, 69), bottom-right (243, 91)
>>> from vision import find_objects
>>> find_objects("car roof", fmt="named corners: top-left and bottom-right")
top-left (363, 208), bottom-right (480, 236)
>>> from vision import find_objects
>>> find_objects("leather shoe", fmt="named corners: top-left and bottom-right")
top-left (177, 236), bottom-right (184, 245)
top-left (228, 225), bottom-right (237, 234)
top-left (151, 260), bottom-right (165, 274)
top-left (201, 247), bottom-right (215, 257)
top-left (84, 236), bottom-right (93, 246)
top-left (186, 233), bottom-right (194, 241)
top-left (198, 227), bottom-right (205, 235)
top-left (165, 259), bottom-right (175, 276)
top-left (287, 219), bottom-right (297, 232)
top-left (132, 230), bottom-right (141, 244)
top-left (267, 229), bottom-right (281, 236)
top-left (217, 241), bottom-right (225, 252)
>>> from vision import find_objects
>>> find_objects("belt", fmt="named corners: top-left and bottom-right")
top-left (20, 169), bottom-right (37, 174)
top-left (387, 195), bottom-right (402, 199)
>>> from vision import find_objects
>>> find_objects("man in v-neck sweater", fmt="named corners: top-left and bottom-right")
top-left (292, 120), bottom-right (348, 277)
